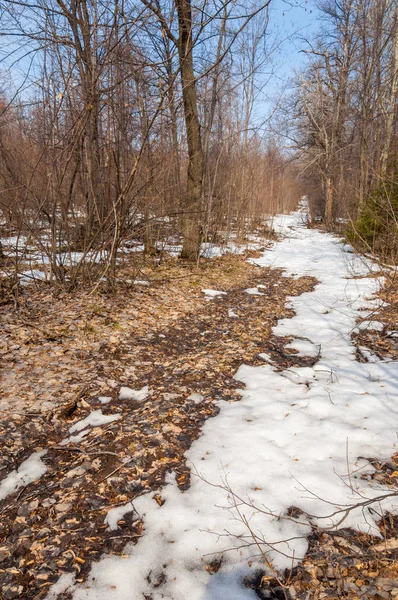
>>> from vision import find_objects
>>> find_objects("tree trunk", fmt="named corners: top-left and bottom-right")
top-left (163, 38), bottom-right (182, 204)
top-left (85, 95), bottom-right (104, 236)
top-left (176, 0), bottom-right (204, 261)
top-left (380, 6), bottom-right (398, 179)
top-left (325, 176), bottom-right (333, 226)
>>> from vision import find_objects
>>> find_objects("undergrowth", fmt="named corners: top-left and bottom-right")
top-left (346, 176), bottom-right (398, 262)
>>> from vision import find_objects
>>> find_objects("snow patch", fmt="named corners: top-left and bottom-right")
top-left (201, 289), bottom-right (227, 299)
top-left (59, 429), bottom-right (90, 446)
top-left (0, 451), bottom-right (47, 501)
top-left (258, 352), bottom-right (273, 364)
top-left (133, 280), bottom-right (150, 286)
top-left (46, 207), bottom-right (398, 600)
top-left (286, 338), bottom-right (320, 358)
top-left (188, 392), bottom-right (204, 404)
top-left (244, 287), bottom-right (264, 295)
top-left (45, 572), bottom-right (75, 599)
top-left (69, 410), bottom-right (120, 433)
top-left (119, 385), bottom-right (150, 402)
top-left (105, 501), bottom-right (135, 531)
top-left (98, 396), bottom-right (112, 404)
top-left (357, 320), bottom-right (384, 332)
top-left (20, 269), bottom-right (48, 285)
top-left (358, 347), bottom-right (379, 363)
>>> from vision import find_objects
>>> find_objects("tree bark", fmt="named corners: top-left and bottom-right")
top-left (380, 6), bottom-right (398, 178)
top-left (176, 0), bottom-right (204, 261)
top-left (325, 176), bottom-right (333, 226)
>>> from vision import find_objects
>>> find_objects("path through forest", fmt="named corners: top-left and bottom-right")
top-left (1, 205), bottom-right (398, 600)
top-left (43, 204), bottom-right (398, 599)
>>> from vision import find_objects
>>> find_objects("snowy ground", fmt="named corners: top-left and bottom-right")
top-left (0, 234), bottom-right (265, 286)
top-left (43, 207), bottom-right (398, 599)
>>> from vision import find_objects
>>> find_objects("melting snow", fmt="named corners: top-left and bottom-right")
top-left (202, 289), bottom-right (227, 299)
top-left (357, 320), bottom-right (384, 332)
top-left (45, 572), bottom-right (75, 599)
top-left (258, 352), bottom-right (273, 364)
top-left (119, 385), bottom-right (150, 401)
top-left (20, 269), bottom-right (48, 285)
top-left (244, 287), bottom-right (264, 295)
top-left (105, 501), bottom-right (135, 531)
top-left (46, 207), bottom-right (398, 600)
top-left (98, 396), bottom-right (112, 404)
top-left (0, 451), bottom-right (47, 501)
top-left (286, 338), bottom-right (320, 357)
top-left (59, 430), bottom-right (90, 446)
top-left (188, 392), bottom-right (204, 404)
top-left (69, 410), bottom-right (121, 433)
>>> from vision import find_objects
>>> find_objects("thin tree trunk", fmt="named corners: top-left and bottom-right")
top-left (325, 176), bottom-right (333, 225)
top-left (380, 7), bottom-right (398, 178)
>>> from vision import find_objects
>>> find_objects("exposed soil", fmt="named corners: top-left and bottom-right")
top-left (1, 248), bottom-right (398, 600)
top-left (353, 272), bottom-right (398, 361)
top-left (0, 249), bottom-right (316, 599)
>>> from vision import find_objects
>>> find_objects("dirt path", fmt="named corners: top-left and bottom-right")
top-left (0, 251), bottom-right (315, 599)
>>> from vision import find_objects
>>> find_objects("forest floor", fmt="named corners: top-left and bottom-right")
top-left (0, 208), bottom-right (398, 600)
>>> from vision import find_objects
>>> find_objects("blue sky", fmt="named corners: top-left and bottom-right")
top-left (271, 0), bottom-right (319, 81)
top-left (245, 0), bottom-right (320, 133)
top-left (0, 0), bottom-right (320, 113)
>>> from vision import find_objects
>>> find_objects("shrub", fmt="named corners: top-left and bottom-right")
top-left (346, 177), bottom-right (398, 261)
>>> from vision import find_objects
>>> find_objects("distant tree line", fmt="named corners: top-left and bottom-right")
top-left (0, 0), bottom-right (300, 287)
top-left (293, 0), bottom-right (398, 259)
